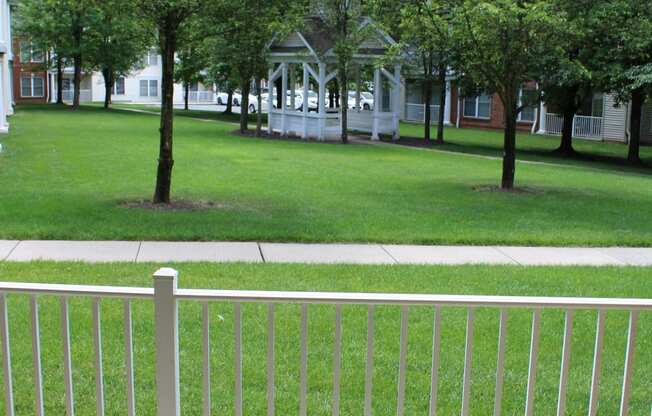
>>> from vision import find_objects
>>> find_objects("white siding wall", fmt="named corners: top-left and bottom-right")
top-left (602, 94), bottom-right (628, 142)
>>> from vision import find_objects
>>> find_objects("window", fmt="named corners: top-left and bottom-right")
top-left (140, 79), bottom-right (158, 97)
top-left (463, 93), bottom-right (491, 119)
top-left (62, 79), bottom-right (72, 91)
top-left (144, 50), bottom-right (158, 66)
top-left (113, 77), bottom-right (125, 95)
top-left (19, 41), bottom-right (44, 63)
top-left (20, 75), bottom-right (45, 97)
top-left (518, 88), bottom-right (538, 122)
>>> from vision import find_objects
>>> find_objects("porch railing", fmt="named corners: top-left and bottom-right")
top-left (545, 113), bottom-right (603, 139)
top-left (0, 268), bottom-right (650, 416)
top-left (405, 103), bottom-right (441, 124)
top-left (188, 91), bottom-right (215, 103)
top-left (62, 89), bottom-right (92, 103)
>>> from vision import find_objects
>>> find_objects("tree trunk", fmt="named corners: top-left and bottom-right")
top-left (628, 87), bottom-right (644, 164)
top-left (239, 80), bottom-right (251, 134)
top-left (152, 23), bottom-right (177, 204)
top-left (56, 56), bottom-right (64, 105)
top-left (423, 79), bottom-right (432, 143)
top-left (557, 106), bottom-right (576, 156)
top-left (72, 52), bottom-right (82, 109)
top-left (71, 21), bottom-right (82, 110)
top-left (501, 98), bottom-right (518, 189)
top-left (184, 82), bottom-right (189, 110)
top-left (225, 89), bottom-right (233, 114)
top-left (339, 67), bottom-right (348, 144)
top-left (555, 85), bottom-right (580, 156)
top-left (255, 76), bottom-right (263, 137)
top-left (436, 65), bottom-right (447, 144)
top-left (102, 69), bottom-right (113, 109)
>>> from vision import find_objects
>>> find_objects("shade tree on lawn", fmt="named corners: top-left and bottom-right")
top-left (207, 61), bottom-right (236, 115)
top-left (174, 20), bottom-right (210, 111)
top-left (15, 0), bottom-right (95, 108)
top-left (139, 0), bottom-right (209, 204)
top-left (85, 0), bottom-right (152, 109)
top-left (538, 0), bottom-right (604, 157)
top-left (208, 0), bottom-right (304, 135)
top-left (593, 0), bottom-right (652, 165)
top-left (392, 0), bottom-right (455, 144)
top-left (452, 0), bottom-right (566, 189)
top-left (316, 0), bottom-right (368, 144)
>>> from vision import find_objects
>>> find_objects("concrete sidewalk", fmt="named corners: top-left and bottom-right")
top-left (1, 240), bottom-right (651, 266)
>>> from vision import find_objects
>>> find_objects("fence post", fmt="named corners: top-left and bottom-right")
top-left (153, 268), bottom-right (180, 416)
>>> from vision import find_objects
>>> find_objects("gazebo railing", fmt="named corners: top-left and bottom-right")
top-left (1, 268), bottom-right (650, 416)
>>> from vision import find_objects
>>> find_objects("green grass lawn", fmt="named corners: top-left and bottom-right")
top-left (0, 262), bottom-right (649, 415)
top-left (2, 104), bottom-right (652, 245)
top-left (399, 122), bottom-right (652, 172)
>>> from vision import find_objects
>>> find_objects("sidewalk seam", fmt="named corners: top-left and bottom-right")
top-left (134, 241), bottom-right (143, 263)
top-left (492, 246), bottom-right (521, 265)
top-left (257, 243), bottom-right (266, 263)
top-left (2, 241), bottom-right (20, 261)
top-left (380, 245), bottom-right (399, 264)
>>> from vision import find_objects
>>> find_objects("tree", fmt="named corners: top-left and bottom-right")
top-left (140, 0), bottom-right (207, 204)
top-left (394, 0), bottom-right (454, 144)
top-left (174, 21), bottom-right (209, 111)
top-left (62, 0), bottom-right (97, 110)
top-left (15, 0), bottom-right (74, 105)
top-left (594, 0), bottom-right (652, 165)
top-left (206, 60), bottom-right (236, 114)
top-left (210, 0), bottom-right (296, 134)
top-left (317, 0), bottom-right (367, 144)
top-left (453, 0), bottom-right (565, 189)
top-left (85, 0), bottom-right (152, 109)
top-left (538, 0), bottom-right (604, 157)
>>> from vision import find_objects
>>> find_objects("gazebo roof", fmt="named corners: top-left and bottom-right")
top-left (268, 16), bottom-right (397, 62)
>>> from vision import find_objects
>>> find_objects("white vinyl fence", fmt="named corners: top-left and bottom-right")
top-left (1, 268), bottom-right (651, 416)
top-left (405, 103), bottom-right (441, 124)
top-left (62, 90), bottom-right (92, 103)
top-left (188, 91), bottom-right (216, 103)
top-left (545, 113), bottom-right (603, 140)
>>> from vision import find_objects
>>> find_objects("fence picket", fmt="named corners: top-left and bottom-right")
top-left (0, 294), bottom-right (14, 416)
top-left (30, 296), bottom-right (44, 416)
top-left (92, 298), bottom-right (105, 416)
top-left (364, 305), bottom-right (374, 416)
top-left (524, 310), bottom-right (542, 416)
top-left (60, 297), bottom-right (75, 416)
top-left (493, 309), bottom-right (508, 416)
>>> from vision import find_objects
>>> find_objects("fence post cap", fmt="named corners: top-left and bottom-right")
top-left (153, 268), bottom-right (179, 280)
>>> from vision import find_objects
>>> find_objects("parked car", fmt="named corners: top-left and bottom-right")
top-left (348, 91), bottom-right (374, 110)
top-left (216, 92), bottom-right (240, 106)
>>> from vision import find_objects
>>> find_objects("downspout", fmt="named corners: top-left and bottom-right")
top-left (625, 101), bottom-right (630, 144)
top-left (456, 86), bottom-right (461, 128)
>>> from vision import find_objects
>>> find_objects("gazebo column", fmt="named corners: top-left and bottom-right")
top-left (392, 64), bottom-right (401, 141)
top-left (444, 81), bottom-right (452, 125)
top-left (372, 67), bottom-right (381, 140)
top-left (355, 66), bottom-right (361, 112)
top-left (302, 63), bottom-right (309, 139)
top-left (267, 67), bottom-right (274, 135)
top-left (281, 62), bottom-right (288, 135)
top-left (318, 62), bottom-right (327, 141)
top-left (290, 64), bottom-right (296, 111)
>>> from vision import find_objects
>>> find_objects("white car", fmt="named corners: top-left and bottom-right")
top-left (348, 91), bottom-right (374, 110)
top-left (216, 92), bottom-right (240, 106)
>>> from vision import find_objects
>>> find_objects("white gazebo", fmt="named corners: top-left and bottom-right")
top-left (267, 17), bottom-right (401, 141)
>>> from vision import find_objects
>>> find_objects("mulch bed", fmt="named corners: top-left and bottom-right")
top-left (120, 199), bottom-right (227, 211)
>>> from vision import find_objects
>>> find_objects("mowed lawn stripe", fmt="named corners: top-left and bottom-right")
top-left (1, 104), bottom-right (651, 246)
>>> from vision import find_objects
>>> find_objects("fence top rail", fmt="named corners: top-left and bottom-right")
top-left (175, 289), bottom-right (652, 310)
top-left (0, 282), bottom-right (153, 299)
top-left (0, 282), bottom-right (650, 310)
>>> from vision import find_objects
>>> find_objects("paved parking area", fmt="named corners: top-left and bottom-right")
top-left (2, 240), bottom-right (651, 266)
